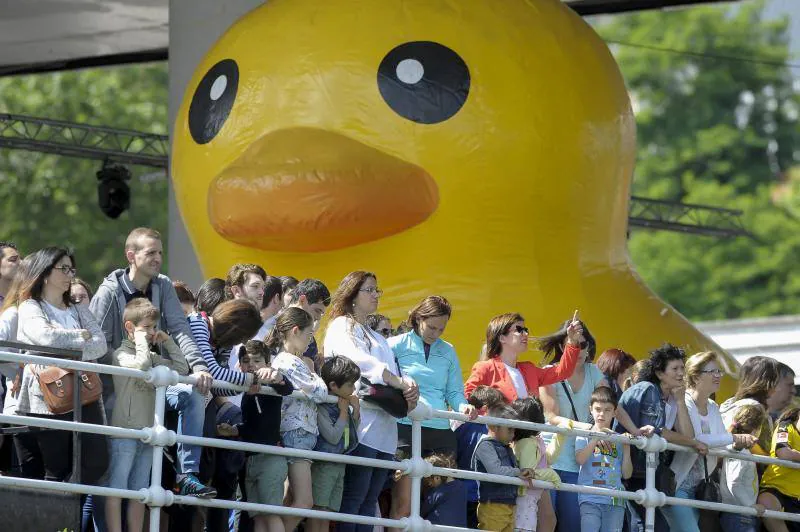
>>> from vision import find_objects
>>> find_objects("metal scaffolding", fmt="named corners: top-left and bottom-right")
top-left (0, 113), bottom-right (752, 238)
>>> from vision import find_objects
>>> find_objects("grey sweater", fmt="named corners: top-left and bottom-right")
top-left (90, 269), bottom-right (206, 374)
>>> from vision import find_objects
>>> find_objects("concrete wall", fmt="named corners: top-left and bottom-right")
top-left (167, 0), bottom-right (264, 288)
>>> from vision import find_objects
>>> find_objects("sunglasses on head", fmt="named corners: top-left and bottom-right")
top-left (513, 325), bottom-right (529, 335)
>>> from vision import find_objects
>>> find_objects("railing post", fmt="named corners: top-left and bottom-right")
top-left (149, 384), bottom-right (167, 532)
top-left (410, 419), bottom-right (422, 522)
top-left (644, 450), bottom-right (657, 532)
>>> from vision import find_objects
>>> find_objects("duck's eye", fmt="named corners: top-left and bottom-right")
top-left (377, 41), bottom-right (470, 124)
top-left (188, 59), bottom-right (239, 144)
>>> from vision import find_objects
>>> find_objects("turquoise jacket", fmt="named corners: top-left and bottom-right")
top-left (389, 331), bottom-right (468, 429)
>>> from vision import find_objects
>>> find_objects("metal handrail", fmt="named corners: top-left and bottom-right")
top-left (1, 348), bottom-right (799, 531)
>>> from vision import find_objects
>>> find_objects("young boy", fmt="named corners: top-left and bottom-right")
top-left (454, 385), bottom-right (507, 528)
top-left (471, 404), bottom-right (534, 532)
top-left (107, 298), bottom-right (190, 532)
top-left (421, 453), bottom-right (468, 528)
top-left (217, 340), bottom-right (294, 532)
top-left (307, 356), bottom-right (361, 532)
top-left (574, 386), bottom-right (633, 532)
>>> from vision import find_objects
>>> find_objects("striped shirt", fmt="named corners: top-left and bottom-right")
top-left (187, 312), bottom-right (252, 396)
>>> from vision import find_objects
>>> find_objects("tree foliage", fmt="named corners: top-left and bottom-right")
top-left (597, 0), bottom-right (800, 320)
top-left (0, 63), bottom-right (169, 292)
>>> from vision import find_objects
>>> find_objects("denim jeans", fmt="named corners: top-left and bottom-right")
top-left (338, 444), bottom-right (393, 532)
top-left (551, 470), bottom-right (581, 532)
top-left (580, 502), bottom-right (625, 532)
top-left (165, 383), bottom-right (205, 474)
top-left (661, 484), bottom-right (700, 532)
top-left (720, 511), bottom-right (760, 532)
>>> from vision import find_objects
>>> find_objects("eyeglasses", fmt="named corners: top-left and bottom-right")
top-left (514, 325), bottom-right (529, 335)
top-left (359, 287), bottom-right (383, 296)
top-left (378, 328), bottom-right (392, 337)
top-left (55, 265), bottom-right (77, 277)
top-left (701, 369), bottom-right (724, 377)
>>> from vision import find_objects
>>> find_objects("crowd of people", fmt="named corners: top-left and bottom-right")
top-left (0, 228), bottom-right (798, 532)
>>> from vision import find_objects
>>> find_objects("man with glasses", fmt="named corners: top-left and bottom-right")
top-left (91, 227), bottom-right (216, 498)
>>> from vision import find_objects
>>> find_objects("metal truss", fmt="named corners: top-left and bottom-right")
top-left (0, 113), bottom-right (751, 238)
top-left (629, 195), bottom-right (753, 238)
top-left (0, 113), bottom-right (168, 168)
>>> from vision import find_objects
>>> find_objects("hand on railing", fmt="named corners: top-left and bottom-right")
top-left (217, 423), bottom-right (239, 437)
top-left (733, 433), bottom-right (758, 451)
top-left (692, 440), bottom-right (709, 455)
top-left (459, 403), bottom-right (479, 420)
top-left (192, 370), bottom-right (213, 395)
top-left (631, 425), bottom-right (656, 437)
top-left (518, 467), bottom-right (536, 487)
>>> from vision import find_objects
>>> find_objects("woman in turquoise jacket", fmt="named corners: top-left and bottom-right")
top-left (388, 295), bottom-right (478, 520)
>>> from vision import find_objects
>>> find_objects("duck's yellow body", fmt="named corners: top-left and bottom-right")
top-left (172, 0), bottom-right (737, 397)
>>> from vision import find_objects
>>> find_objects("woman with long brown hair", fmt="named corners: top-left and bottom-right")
top-left (388, 295), bottom-right (478, 520)
top-left (323, 271), bottom-right (419, 532)
top-left (14, 247), bottom-right (108, 484)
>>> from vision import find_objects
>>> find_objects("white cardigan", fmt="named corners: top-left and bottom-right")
top-left (323, 316), bottom-right (399, 455)
top-left (16, 299), bottom-right (107, 415)
top-left (670, 391), bottom-right (733, 488)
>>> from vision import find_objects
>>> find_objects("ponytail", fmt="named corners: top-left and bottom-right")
top-left (264, 307), bottom-right (314, 352)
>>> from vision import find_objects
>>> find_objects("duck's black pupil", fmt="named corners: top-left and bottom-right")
top-left (188, 59), bottom-right (239, 144)
top-left (377, 41), bottom-right (470, 124)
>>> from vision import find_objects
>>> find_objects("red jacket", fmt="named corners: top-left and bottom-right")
top-left (463, 343), bottom-right (581, 402)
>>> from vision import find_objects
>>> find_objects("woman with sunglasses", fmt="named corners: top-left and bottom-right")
top-left (366, 313), bottom-right (393, 338)
top-left (323, 271), bottom-right (419, 532)
top-left (388, 295), bottom-right (479, 521)
top-left (14, 247), bottom-right (108, 485)
top-left (464, 312), bottom-right (584, 532)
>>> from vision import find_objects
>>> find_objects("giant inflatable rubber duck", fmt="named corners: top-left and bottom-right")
top-left (172, 0), bottom-right (737, 396)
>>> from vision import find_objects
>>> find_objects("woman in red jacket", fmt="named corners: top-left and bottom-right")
top-left (463, 311), bottom-right (583, 532)
top-left (464, 312), bottom-right (583, 402)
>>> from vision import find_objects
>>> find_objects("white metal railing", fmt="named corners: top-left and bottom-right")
top-left (1, 349), bottom-right (799, 532)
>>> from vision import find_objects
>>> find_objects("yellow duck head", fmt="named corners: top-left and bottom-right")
top-left (173, 0), bottom-right (737, 397)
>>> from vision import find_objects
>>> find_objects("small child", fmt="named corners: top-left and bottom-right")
top-left (421, 453), bottom-right (467, 528)
top-left (511, 397), bottom-right (570, 532)
top-left (107, 298), bottom-right (190, 532)
top-left (454, 385), bottom-right (507, 528)
top-left (265, 307), bottom-right (329, 532)
top-left (720, 404), bottom-right (768, 532)
top-left (574, 387), bottom-right (632, 532)
top-left (758, 406), bottom-right (800, 532)
top-left (217, 340), bottom-right (294, 532)
top-left (307, 356), bottom-right (361, 532)
top-left (471, 404), bottom-right (534, 532)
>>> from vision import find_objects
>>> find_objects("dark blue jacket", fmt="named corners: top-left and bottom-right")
top-left (422, 480), bottom-right (467, 527)
top-left (616, 380), bottom-right (666, 476)
top-left (456, 422), bottom-right (487, 502)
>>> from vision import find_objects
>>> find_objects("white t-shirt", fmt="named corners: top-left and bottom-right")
top-left (44, 302), bottom-right (79, 330)
top-left (505, 363), bottom-right (528, 399)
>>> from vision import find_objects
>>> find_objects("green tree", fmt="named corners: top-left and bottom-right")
top-left (0, 63), bottom-right (169, 291)
top-left (597, 0), bottom-right (800, 321)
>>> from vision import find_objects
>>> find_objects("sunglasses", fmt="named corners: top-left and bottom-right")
top-left (513, 325), bottom-right (529, 335)
top-left (378, 328), bottom-right (392, 337)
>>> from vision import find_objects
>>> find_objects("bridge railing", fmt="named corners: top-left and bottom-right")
top-left (0, 347), bottom-right (798, 532)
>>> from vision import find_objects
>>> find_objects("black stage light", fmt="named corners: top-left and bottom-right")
top-left (96, 161), bottom-right (131, 219)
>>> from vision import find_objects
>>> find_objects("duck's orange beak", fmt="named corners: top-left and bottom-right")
top-left (208, 128), bottom-right (439, 252)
